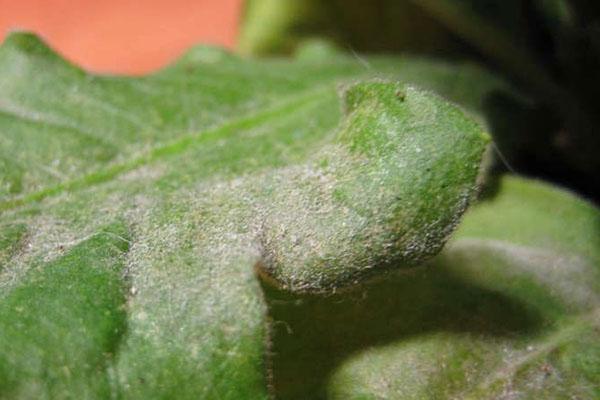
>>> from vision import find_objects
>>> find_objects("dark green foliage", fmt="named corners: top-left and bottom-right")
top-left (0, 222), bottom-right (130, 399)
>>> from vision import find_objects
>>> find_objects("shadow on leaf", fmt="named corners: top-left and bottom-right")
top-left (262, 257), bottom-right (546, 399)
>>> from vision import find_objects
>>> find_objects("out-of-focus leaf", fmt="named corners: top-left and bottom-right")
top-left (238, 0), bottom-right (553, 95)
top-left (238, 0), bottom-right (459, 56)
top-left (239, 0), bottom-right (600, 202)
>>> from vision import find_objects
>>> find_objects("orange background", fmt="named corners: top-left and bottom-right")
top-left (0, 0), bottom-right (242, 75)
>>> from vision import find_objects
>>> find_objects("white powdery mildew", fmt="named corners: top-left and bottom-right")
top-left (255, 138), bottom-right (479, 292)
top-left (122, 177), bottom-right (262, 347)
top-left (0, 215), bottom-right (91, 293)
top-left (118, 165), bottom-right (165, 183)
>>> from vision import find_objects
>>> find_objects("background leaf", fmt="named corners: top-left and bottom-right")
top-left (239, 0), bottom-right (600, 202)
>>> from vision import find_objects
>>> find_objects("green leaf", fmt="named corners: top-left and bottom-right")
top-left (0, 32), bottom-right (597, 399)
top-left (0, 223), bottom-right (26, 268)
top-left (325, 176), bottom-right (599, 399)
top-left (238, 0), bottom-right (457, 56)
top-left (0, 222), bottom-right (130, 399)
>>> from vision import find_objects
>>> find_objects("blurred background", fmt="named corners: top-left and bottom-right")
top-left (0, 0), bottom-right (242, 74)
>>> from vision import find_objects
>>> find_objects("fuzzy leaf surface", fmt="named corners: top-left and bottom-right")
top-left (0, 33), bottom-right (597, 399)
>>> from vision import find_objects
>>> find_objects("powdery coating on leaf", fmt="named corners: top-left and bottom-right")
top-left (0, 188), bottom-right (143, 295)
top-left (0, 223), bottom-right (27, 270)
top-left (258, 83), bottom-right (488, 292)
top-left (4, 33), bottom-right (596, 399)
top-left (117, 82), bottom-right (488, 294)
top-left (325, 176), bottom-right (600, 400)
top-left (110, 82), bottom-right (489, 398)
top-left (328, 333), bottom-right (504, 400)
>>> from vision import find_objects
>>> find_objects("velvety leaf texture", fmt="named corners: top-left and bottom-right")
top-left (0, 33), bottom-right (597, 399)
